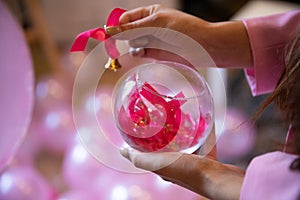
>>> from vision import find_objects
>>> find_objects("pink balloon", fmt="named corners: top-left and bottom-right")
top-left (62, 137), bottom-right (112, 191)
top-left (217, 107), bottom-right (256, 162)
top-left (57, 190), bottom-right (98, 200)
top-left (35, 75), bottom-right (72, 118)
top-left (92, 170), bottom-right (198, 200)
top-left (63, 137), bottom-right (198, 199)
top-left (25, 74), bottom-right (75, 153)
top-left (38, 103), bottom-right (76, 153)
top-left (0, 165), bottom-right (57, 200)
top-left (0, 1), bottom-right (34, 172)
top-left (14, 120), bottom-right (45, 166)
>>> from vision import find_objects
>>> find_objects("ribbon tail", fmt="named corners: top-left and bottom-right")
top-left (105, 8), bottom-right (126, 58)
top-left (70, 28), bottom-right (106, 52)
top-left (105, 38), bottom-right (119, 59)
top-left (70, 32), bottom-right (90, 52)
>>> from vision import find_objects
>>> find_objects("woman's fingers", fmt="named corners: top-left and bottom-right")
top-left (120, 126), bottom-right (218, 172)
top-left (120, 147), bottom-right (183, 171)
top-left (120, 147), bottom-right (245, 199)
top-left (119, 147), bottom-right (206, 193)
top-left (119, 6), bottom-right (152, 24)
top-left (119, 4), bottom-right (163, 25)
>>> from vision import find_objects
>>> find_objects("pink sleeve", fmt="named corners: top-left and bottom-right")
top-left (240, 152), bottom-right (300, 200)
top-left (242, 10), bottom-right (300, 96)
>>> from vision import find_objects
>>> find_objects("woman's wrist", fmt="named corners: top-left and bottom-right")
top-left (193, 157), bottom-right (245, 200)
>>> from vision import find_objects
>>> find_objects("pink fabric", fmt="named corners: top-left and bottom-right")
top-left (242, 10), bottom-right (300, 96)
top-left (240, 152), bottom-right (300, 200)
top-left (240, 11), bottom-right (300, 200)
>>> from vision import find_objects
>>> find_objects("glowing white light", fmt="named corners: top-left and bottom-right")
top-left (155, 176), bottom-right (172, 188)
top-left (36, 82), bottom-right (47, 99)
top-left (45, 112), bottom-right (60, 129)
top-left (111, 185), bottom-right (128, 200)
top-left (71, 144), bottom-right (88, 164)
top-left (0, 173), bottom-right (13, 194)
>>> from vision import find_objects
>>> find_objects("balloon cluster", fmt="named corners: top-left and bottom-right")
top-left (0, 74), bottom-right (199, 200)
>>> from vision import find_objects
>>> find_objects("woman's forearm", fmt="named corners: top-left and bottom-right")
top-left (193, 20), bottom-right (253, 68)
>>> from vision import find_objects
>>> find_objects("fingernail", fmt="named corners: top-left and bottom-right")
top-left (104, 25), bottom-right (122, 36)
top-left (129, 47), bottom-right (145, 57)
top-left (120, 147), bottom-right (129, 159)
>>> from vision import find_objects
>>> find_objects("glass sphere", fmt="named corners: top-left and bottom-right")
top-left (113, 61), bottom-right (214, 153)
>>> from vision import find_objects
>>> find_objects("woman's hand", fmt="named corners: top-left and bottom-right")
top-left (120, 148), bottom-right (245, 200)
top-left (118, 5), bottom-right (209, 42)
top-left (107, 4), bottom-right (253, 68)
top-left (119, 128), bottom-right (245, 200)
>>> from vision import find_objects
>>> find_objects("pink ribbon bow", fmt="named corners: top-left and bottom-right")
top-left (70, 8), bottom-right (126, 58)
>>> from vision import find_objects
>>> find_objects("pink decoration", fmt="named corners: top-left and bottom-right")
top-left (39, 104), bottom-right (75, 153)
top-left (0, 1), bottom-right (34, 172)
top-left (33, 75), bottom-right (75, 153)
top-left (70, 8), bottom-right (126, 58)
top-left (118, 82), bottom-right (207, 152)
top-left (114, 62), bottom-right (213, 153)
top-left (0, 165), bottom-right (56, 200)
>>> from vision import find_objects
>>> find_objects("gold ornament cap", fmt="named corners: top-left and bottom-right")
top-left (105, 57), bottom-right (122, 72)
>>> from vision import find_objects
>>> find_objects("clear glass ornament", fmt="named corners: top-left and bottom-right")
top-left (113, 61), bottom-right (214, 153)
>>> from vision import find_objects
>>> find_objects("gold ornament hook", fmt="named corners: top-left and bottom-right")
top-left (104, 57), bottom-right (122, 72)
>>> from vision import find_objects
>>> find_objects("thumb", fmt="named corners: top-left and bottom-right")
top-left (105, 5), bottom-right (157, 36)
top-left (119, 16), bottom-right (155, 32)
